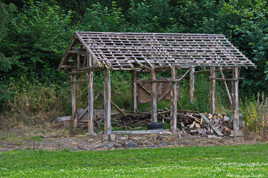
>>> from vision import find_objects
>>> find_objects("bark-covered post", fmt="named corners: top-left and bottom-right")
top-left (232, 67), bottom-right (240, 136)
top-left (71, 74), bottom-right (78, 128)
top-left (104, 69), bottom-right (112, 135)
top-left (210, 67), bottom-right (216, 113)
top-left (171, 66), bottom-right (178, 133)
top-left (189, 67), bottom-right (195, 103)
top-left (151, 68), bottom-right (158, 122)
top-left (132, 71), bottom-right (138, 112)
top-left (87, 55), bottom-right (95, 135)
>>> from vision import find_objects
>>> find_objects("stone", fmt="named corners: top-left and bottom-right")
top-left (230, 130), bottom-right (244, 137)
top-left (95, 142), bottom-right (114, 149)
top-left (108, 134), bottom-right (116, 141)
top-left (125, 141), bottom-right (138, 148)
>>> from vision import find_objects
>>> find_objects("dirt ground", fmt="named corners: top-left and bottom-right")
top-left (0, 124), bottom-right (266, 152)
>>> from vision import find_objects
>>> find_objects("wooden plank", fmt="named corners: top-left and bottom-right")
top-left (132, 71), bottom-right (138, 112)
top-left (104, 69), bottom-right (112, 135)
top-left (189, 67), bottom-right (195, 103)
top-left (210, 67), bottom-right (216, 113)
top-left (171, 66), bottom-right (178, 133)
top-left (112, 129), bottom-right (171, 135)
top-left (137, 82), bottom-right (152, 96)
top-left (232, 67), bottom-right (240, 136)
top-left (151, 68), bottom-right (158, 122)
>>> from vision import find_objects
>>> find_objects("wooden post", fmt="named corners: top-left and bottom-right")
top-left (104, 69), bottom-right (112, 135)
top-left (87, 54), bottom-right (95, 135)
top-left (132, 71), bottom-right (138, 112)
top-left (151, 68), bottom-right (158, 122)
top-left (171, 67), bottom-right (178, 133)
top-left (220, 67), bottom-right (233, 106)
top-left (74, 54), bottom-right (80, 128)
top-left (71, 74), bottom-right (78, 128)
top-left (210, 67), bottom-right (216, 113)
top-left (88, 71), bottom-right (95, 135)
top-left (232, 67), bottom-right (240, 136)
top-left (189, 67), bottom-right (195, 103)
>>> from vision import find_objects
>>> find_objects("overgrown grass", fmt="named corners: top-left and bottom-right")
top-left (0, 77), bottom-right (70, 126)
top-left (0, 144), bottom-right (268, 177)
top-left (241, 93), bottom-right (268, 136)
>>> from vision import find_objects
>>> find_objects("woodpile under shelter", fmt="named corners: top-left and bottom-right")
top-left (59, 32), bottom-right (255, 136)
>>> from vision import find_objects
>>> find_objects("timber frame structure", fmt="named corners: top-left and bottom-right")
top-left (59, 32), bottom-right (255, 136)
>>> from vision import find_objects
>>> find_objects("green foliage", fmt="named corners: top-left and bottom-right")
top-left (5, 77), bottom-right (70, 125)
top-left (1, 1), bottom-right (74, 81)
top-left (0, 0), bottom-right (267, 116)
top-left (241, 94), bottom-right (268, 134)
top-left (1, 144), bottom-right (268, 177)
top-left (80, 2), bottom-right (127, 32)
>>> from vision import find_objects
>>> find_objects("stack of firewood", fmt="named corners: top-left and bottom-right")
top-left (177, 112), bottom-right (232, 136)
top-left (76, 108), bottom-right (233, 136)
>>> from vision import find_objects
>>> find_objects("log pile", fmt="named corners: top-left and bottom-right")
top-left (72, 108), bottom-right (234, 137)
top-left (177, 112), bottom-right (232, 136)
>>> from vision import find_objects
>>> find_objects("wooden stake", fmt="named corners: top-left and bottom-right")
top-left (171, 67), bottom-right (178, 133)
top-left (104, 69), bottom-right (112, 135)
top-left (210, 67), bottom-right (216, 113)
top-left (232, 67), bottom-right (240, 136)
top-left (132, 71), bottom-right (138, 112)
top-left (151, 68), bottom-right (158, 122)
top-left (189, 67), bottom-right (195, 103)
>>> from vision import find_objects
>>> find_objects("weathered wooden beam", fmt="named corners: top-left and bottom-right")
top-left (137, 82), bottom-right (152, 96)
top-left (104, 69), bottom-right (112, 135)
top-left (171, 67), bottom-right (178, 133)
top-left (71, 74), bottom-right (78, 128)
top-left (232, 67), bottom-right (240, 136)
top-left (189, 67), bottom-right (195, 103)
top-left (210, 67), bottom-right (216, 113)
top-left (151, 68), bottom-right (158, 122)
top-left (200, 113), bottom-right (224, 136)
top-left (220, 67), bottom-right (233, 106)
top-left (132, 71), bottom-right (138, 112)
top-left (87, 71), bottom-right (95, 135)
top-left (112, 129), bottom-right (171, 135)
top-left (209, 77), bottom-right (244, 81)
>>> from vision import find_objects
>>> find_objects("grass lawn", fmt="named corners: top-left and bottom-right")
top-left (0, 144), bottom-right (268, 177)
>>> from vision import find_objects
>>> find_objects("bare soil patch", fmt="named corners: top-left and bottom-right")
top-left (0, 125), bottom-right (266, 152)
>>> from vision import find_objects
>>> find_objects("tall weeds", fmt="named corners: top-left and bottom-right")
top-left (1, 78), bottom-right (70, 126)
top-left (241, 93), bottom-right (268, 136)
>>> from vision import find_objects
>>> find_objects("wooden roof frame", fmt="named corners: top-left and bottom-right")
top-left (59, 32), bottom-right (255, 71)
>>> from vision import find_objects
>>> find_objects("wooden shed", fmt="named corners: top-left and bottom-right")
top-left (59, 32), bottom-right (255, 136)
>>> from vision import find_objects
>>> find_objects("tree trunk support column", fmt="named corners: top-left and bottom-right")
top-left (210, 67), bottom-right (216, 113)
top-left (151, 68), bottom-right (158, 122)
top-left (171, 67), bottom-right (178, 133)
top-left (132, 71), bottom-right (138, 112)
top-left (71, 74), bottom-right (78, 129)
top-left (232, 67), bottom-right (240, 136)
top-left (104, 69), bottom-right (112, 135)
top-left (87, 55), bottom-right (95, 135)
top-left (189, 67), bottom-right (195, 103)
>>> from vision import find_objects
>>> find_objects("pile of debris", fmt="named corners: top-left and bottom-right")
top-left (176, 112), bottom-right (232, 136)
top-left (56, 109), bottom-right (234, 137)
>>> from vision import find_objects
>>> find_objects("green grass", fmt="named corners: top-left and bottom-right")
top-left (1, 144), bottom-right (268, 177)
